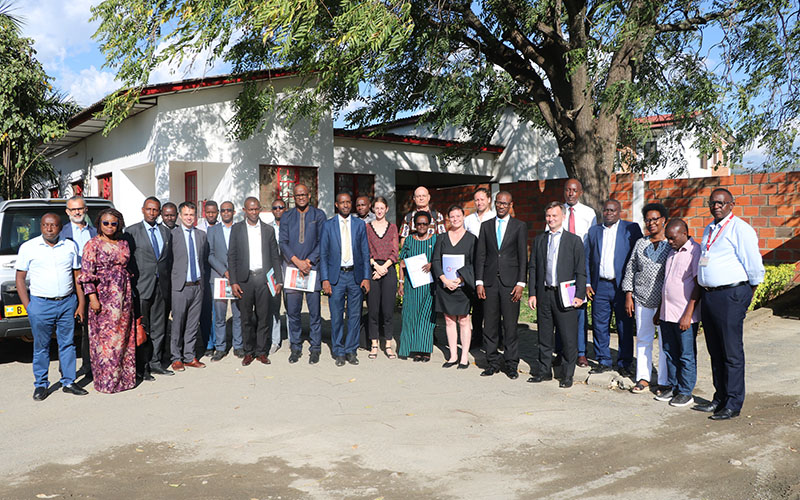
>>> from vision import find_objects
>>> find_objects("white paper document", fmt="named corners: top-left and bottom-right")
top-left (559, 280), bottom-right (577, 309)
top-left (284, 266), bottom-right (316, 292)
top-left (442, 254), bottom-right (464, 285)
top-left (404, 253), bottom-right (433, 288)
top-left (213, 278), bottom-right (236, 300)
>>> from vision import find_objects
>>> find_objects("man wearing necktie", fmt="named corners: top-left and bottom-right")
top-left (168, 201), bottom-right (209, 371)
top-left (475, 191), bottom-right (529, 379)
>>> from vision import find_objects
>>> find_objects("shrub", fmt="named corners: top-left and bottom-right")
top-left (749, 264), bottom-right (795, 311)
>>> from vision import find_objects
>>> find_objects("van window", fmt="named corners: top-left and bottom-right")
top-left (0, 207), bottom-right (107, 255)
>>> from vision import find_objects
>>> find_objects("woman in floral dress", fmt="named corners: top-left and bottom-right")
top-left (79, 208), bottom-right (137, 393)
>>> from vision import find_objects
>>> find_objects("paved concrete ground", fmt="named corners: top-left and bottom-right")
top-left (0, 303), bottom-right (799, 499)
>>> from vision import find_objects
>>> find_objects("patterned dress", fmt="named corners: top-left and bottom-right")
top-left (399, 234), bottom-right (437, 356)
top-left (79, 237), bottom-right (136, 394)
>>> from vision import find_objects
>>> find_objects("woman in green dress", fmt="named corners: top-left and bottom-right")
top-left (398, 211), bottom-right (437, 361)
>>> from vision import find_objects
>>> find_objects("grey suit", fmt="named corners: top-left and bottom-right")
top-left (207, 223), bottom-right (242, 352)
top-left (125, 221), bottom-right (172, 374)
top-left (170, 224), bottom-right (208, 363)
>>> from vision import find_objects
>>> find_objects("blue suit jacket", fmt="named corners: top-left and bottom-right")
top-left (319, 215), bottom-right (371, 285)
top-left (280, 205), bottom-right (327, 291)
top-left (584, 220), bottom-right (643, 289)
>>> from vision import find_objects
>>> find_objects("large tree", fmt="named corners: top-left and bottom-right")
top-left (91, 0), bottom-right (799, 207)
top-left (0, 6), bottom-right (78, 199)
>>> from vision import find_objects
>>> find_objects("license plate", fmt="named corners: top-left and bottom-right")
top-left (4, 304), bottom-right (27, 317)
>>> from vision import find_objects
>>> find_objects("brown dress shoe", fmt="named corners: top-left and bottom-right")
top-left (171, 360), bottom-right (185, 371)
top-left (577, 356), bottom-right (589, 368)
top-left (184, 358), bottom-right (206, 368)
top-left (256, 354), bottom-right (271, 365)
top-left (242, 354), bottom-right (254, 366)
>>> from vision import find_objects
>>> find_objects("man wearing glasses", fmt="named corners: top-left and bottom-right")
top-left (60, 195), bottom-right (96, 378)
top-left (268, 199), bottom-right (286, 355)
top-left (694, 188), bottom-right (764, 420)
top-left (279, 184), bottom-right (327, 364)
top-left (208, 201), bottom-right (243, 360)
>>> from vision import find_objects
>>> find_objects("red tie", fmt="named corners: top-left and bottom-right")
top-left (568, 207), bottom-right (576, 234)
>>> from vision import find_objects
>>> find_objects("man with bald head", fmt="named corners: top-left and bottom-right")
top-left (399, 186), bottom-right (446, 246)
top-left (694, 188), bottom-right (764, 420)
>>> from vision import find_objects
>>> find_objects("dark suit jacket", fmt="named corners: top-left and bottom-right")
top-left (227, 220), bottom-right (283, 286)
top-left (475, 216), bottom-right (528, 287)
top-left (207, 223), bottom-right (233, 282)
top-left (319, 215), bottom-right (371, 285)
top-left (125, 221), bottom-right (172, 300)
top-left (584, 220), bottom-right (643, 289)
top-left (170, 225), bottom-right (209, 292)
top-left (528, 230), bottom-right (587, 306)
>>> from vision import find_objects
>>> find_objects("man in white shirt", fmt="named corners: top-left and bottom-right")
top-left (268, 199), bottom-right (286, 355)
top-left (463, 187), bottom-right (495, 343)
top-left (196, 200), bottom-right (219, 358)
top-left (16, 213), bottom-right (87, 400)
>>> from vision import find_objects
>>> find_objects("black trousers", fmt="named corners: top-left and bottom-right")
top-left (483, 283), bottom-right (521, 371)
top-left (137, 281), bottom-right (167, 375)
top-left (240, 276), bottom-right (272, 356)
top-left (536, 287), bottom-right (578, 379)
top-left (78, 320), bottom-right (91, 373)
top-left (367, 266), bottom-right (397, 341)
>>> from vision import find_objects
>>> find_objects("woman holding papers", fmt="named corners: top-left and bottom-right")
top-left (432, 205), bottom-right (476, 369)
top-left (622, 203), bottom-right (672, 396)
top-left (398, 211), bottom-right (437, 361)
top-left (366, 197), bottom-right (399, 359)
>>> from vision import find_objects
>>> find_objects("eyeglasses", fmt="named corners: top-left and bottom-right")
top-left (415, 221), bottom-right (430, 226)
top-left (66, 207), bottom-right (86, 212)
top-left (220, 208), bottom-right (234, 213)
top-left (708, 200), bottom-right (731, 208)
top-left (644, 217), bottom-right (663, 224)
top-left (495, 201), bottom-right (510, 206)
top-left (101, 221), bottom-right (119, 227)
top-left (272, 206), bottom-right (285, 210)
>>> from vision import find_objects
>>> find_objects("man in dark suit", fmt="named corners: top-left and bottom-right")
top-left (207, 201), bottom-right (242, 361)
top-left (60, 195), bottom-right (97, 377)
top-left (125, 196), bottom-right (174, 379)
top-left (169, 201), bottom-right (209, 371)
top-left (320, 192), bottom-right (371, 367)
top-left (527, 201), bottom-right (587, 388)
top-left (584, 199), bottom-right (642, 376)
top-left (475, 191), bottom-right (528, 379)
top-left (228, 197), bottom-right (283, 367)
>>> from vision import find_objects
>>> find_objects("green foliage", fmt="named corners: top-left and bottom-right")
top-left (0, 15), bottom-right (78, 199)
top-left (749, 264), bottom-right (795, 311)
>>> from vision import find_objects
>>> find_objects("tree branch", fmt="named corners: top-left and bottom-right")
top-left (655, 8), bottom-right (738, 33)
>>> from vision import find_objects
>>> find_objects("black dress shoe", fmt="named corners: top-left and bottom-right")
top-left (62, 384), bottom-right (89, 396)
top-left (559, 377), bottom-right (574, 388)
top-left (693, 400), bottom-right (721, 413)
top-left (480, 367), bottom-right (498, 377)
top-left (589, 364), bottom-right (612, 374)
top-left (709, 408), bottom-right (740, 420)
top-left (150, 365), bottom-right (175, 376)
top-left (527, 374), bottom-right (553, 383)
top-left (505, 369), bottom-right (519, 380)
top-left (234, 349), bottom-right (245, 359)
top-left (211, 351), bottom-right (226, 362)
top-left (335, 356), bottom-right (346, 367)
top-left (32, 387), bottom-right (48, 401)
top-left (442, 360), bottom-right (458, 368)
top-left (309, 351), bottom-right (320, 364)
top-left (141, 373), bottom-right (156, 382)
top-left (204, 349), bottom-right (215, 358)
top-left (346, 352), bottom-right (359, 365)
top-left (288, 350), bottom-right (301, 364)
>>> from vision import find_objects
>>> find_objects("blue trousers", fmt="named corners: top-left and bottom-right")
top-left (591, 279), bottom-right (634, 368)
top-left (29, 294), bottom-right (77, 389)
top-left (700, 284), bottom-right (751, 412)
top-left (286, 289), bottom-right (322, 353)
top-left (660, 321), bottom-right (697, 396)
top-left (329, 271), bottom-right (362, 357)
top-left (213, 298), bottom-right (242, 352)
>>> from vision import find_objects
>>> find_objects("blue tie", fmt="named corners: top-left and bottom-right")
top-left (496, 219), bottom-right (503, 249)
top-left (149, 227), bottom-right (160, 260)
top-left (187, 229), bottom-right (198, 282)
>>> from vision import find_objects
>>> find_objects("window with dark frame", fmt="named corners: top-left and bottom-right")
top-left (97, 173), bottom-right (112, 200)
top-left (259, 165), bottom-right (318, 210)
top-left (335, 173), bottom-right (375, 200)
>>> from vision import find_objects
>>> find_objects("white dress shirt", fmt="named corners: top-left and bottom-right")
top-left (464, 209), bottom-right (496, 237)
top-left (546, 229), bottom-right (563, 287)
top-left (182, 225), bottom-right (202, 282)
top-left (246, 221), bottom-right (263, 271)
top-left (562, 202), bottom-right (597, 242)
top-left (599, 221), bottom-right (620, 280)
top-left (16, 236), bottom-right (80, 298)
top-left (698, 214), bottom-right (765, 288)
top-left (339, 215), bottom-right (354, 267)
top-left (495, 214), bottom-right (511, 247)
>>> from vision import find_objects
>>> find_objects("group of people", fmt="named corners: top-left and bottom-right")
top-left (19, 179), bottom-right (765, 421)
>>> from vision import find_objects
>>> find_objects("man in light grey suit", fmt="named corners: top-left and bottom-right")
top-left (125, 196), bottom-right (174, 379)
top-left (169, 201), bottom-right (209, 371)
top-left (207, 201), bottom-right (242, 361)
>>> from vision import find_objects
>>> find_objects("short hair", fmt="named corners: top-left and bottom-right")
top-left (178, 201), bottom-right (197, 213)
top-left (94, 208), bottom-right (125, 240)
top-left (544, 201), bottom-right (565, 213)
top-left (373, 196), bottom-right (389, 208)
top-left (604, 199), bottom-right (621, 209)
top-left (710, 187), bottom-right (733, 200)
top-left (447, 204), bottom-right (465, 216)
top-left (336, 192), bottom-right (352, 202)
top-left (162, 201), bottom-right (177, 210)
top-left (244, 196), bottom-right (260, 206)
top-left (356, 195), bottom-right (371, 203)
top-left (473, 187), bottom-right (490, 198)
top-left (204, 200), bottom-right (218, 209)
top-left (414, 210), bottom-right (432, 223)
top-left (41, 212), bottom-right (62, 227)
top-left (496, 190), bottom-right (512, 201)
top-left (67, 195), bottom-right (85, 204)
top-left (666, 218), bottom-right (689, 233)
top-left (642, 202), bottom-right (668, 219)
top-left (143, 196), bottom-right (161, 208)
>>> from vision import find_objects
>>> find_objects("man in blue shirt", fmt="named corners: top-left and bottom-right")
top-left (207, 201), bottom-right (243, 360)
top-left (16, 213), bottom-right (88, 401)
top-left (695, 188), bottom-right (764, 420)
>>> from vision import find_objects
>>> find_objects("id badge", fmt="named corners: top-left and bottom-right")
top-left (699, 255), bottom-right (710, 267)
